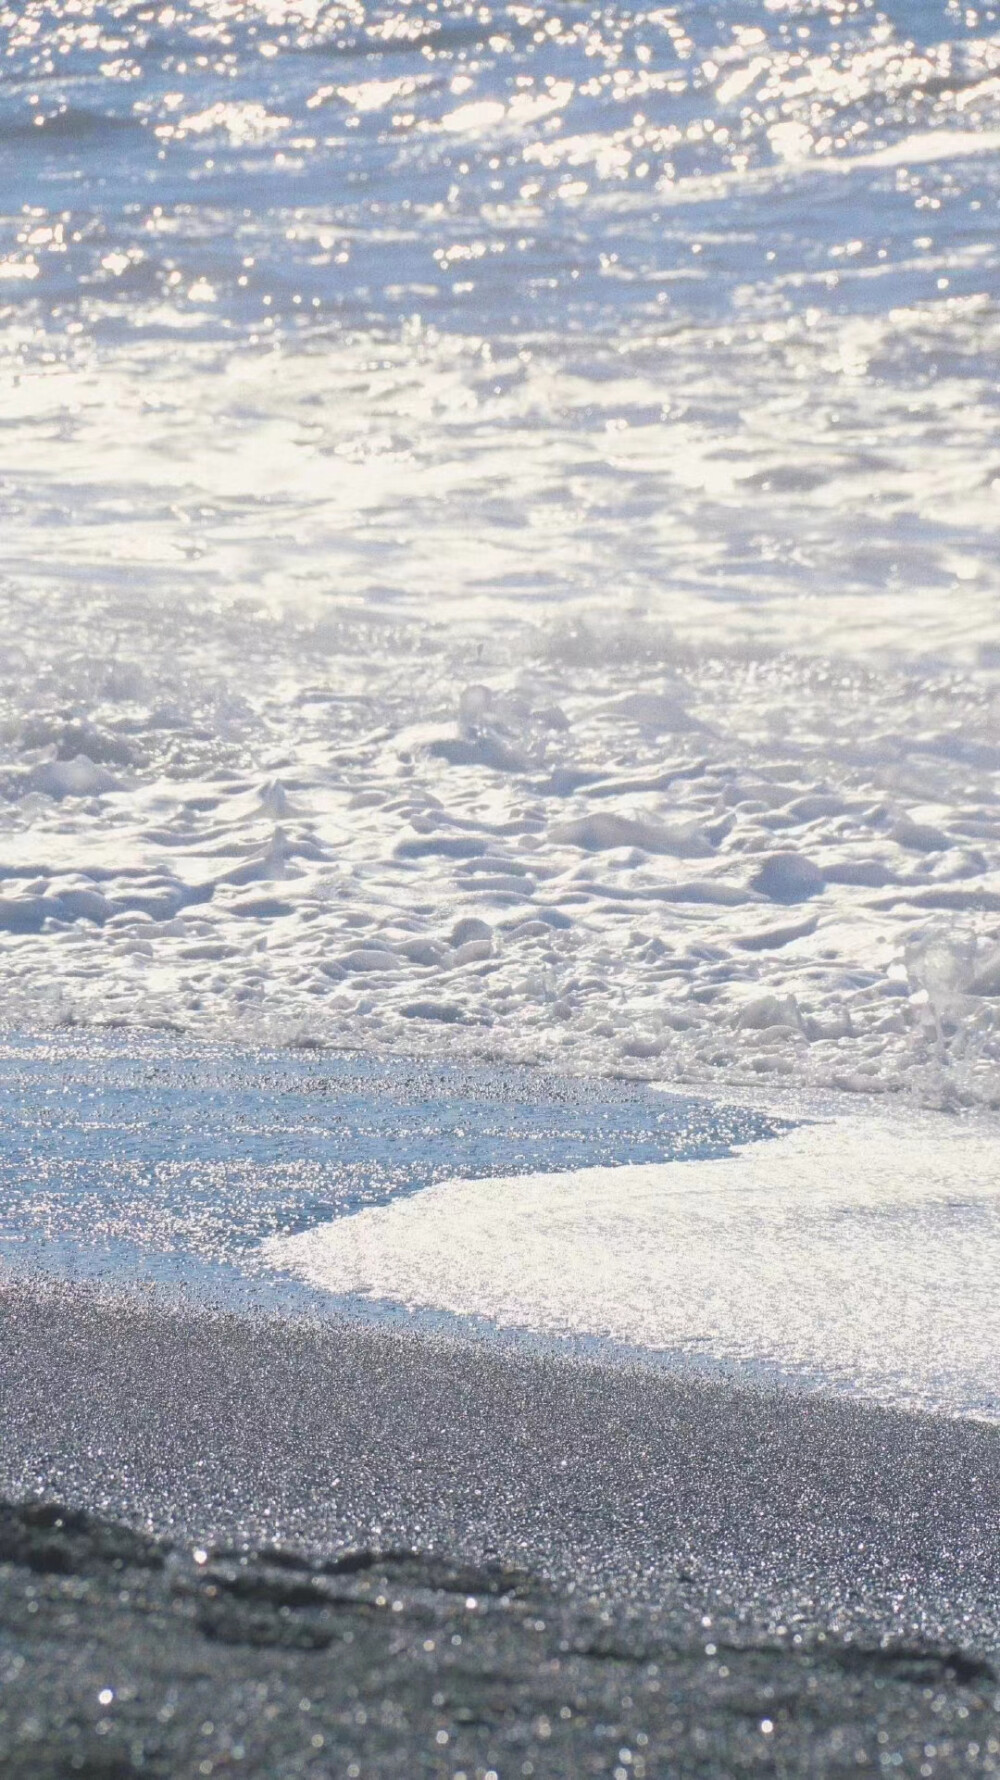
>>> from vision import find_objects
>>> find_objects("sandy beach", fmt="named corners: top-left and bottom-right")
top-left (3, 1277), bottom-right (1000, 1775)
top-left (4, 0), bottom-right (1000, 1769)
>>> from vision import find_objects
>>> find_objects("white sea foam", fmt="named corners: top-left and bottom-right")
top-left (0, 0), bottom-right (997, 1111)
top-left (266, 1112), bottom-right (1000, 1420)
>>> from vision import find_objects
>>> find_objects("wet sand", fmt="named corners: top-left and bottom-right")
top-left (3, 1280), bottom-right (1000, 1775)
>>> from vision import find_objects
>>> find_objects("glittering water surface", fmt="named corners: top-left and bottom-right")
top-left (0, 0), bottom-right (998, 1102)
top-left (0, 1032), bottom-right (781, 1298)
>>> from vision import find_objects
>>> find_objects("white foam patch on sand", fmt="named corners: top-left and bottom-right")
top-left (266, 1114), bottom-right (1000, 1421)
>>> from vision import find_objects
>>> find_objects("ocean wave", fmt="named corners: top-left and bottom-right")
top-left (0, 0), bottom-right (997, 1108)
top-left (0, 108), bottom-right (143, 145)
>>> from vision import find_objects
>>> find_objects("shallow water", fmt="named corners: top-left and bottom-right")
top-left (0, 0), bottom-right (998, 1102)
top-left (0, 1030), bottom-right (781, 1303)
top-left (3, 1032), bottom-right (997, 1426)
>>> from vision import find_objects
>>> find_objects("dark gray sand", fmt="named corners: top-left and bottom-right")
top-left (4, 1281), bottom-right (1000, 1775)
top-left (3, 1498), bottom-right (998, 1780)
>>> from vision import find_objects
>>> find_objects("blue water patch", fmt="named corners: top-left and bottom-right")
top-left (0, 1032), bottom-right (787, 1309)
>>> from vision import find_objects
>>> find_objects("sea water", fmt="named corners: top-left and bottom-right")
top-left (0, 0), bottom-right (998, 1107)
top-left (2, 1031), bottom-right (998, 1424)
top-left (0, 1028), bottom-right (782, 1297)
